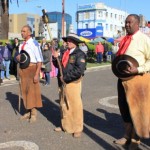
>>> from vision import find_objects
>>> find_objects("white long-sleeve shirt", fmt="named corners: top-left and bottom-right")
top-left (19, 38), bottom-right (43, 63)
top-left (125, 30), bottom-right (150, 73)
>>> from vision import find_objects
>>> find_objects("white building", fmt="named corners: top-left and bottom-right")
top-left (76, 3), bottom-right (128, 39)
top-left (42, 22), bottom-right (58, 41)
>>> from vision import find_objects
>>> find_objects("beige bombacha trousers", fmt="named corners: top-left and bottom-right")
top-left (60, 78), bottom-right (83, 134)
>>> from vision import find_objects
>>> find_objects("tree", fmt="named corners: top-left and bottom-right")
top-left (0, 0), bottom-right (9, 40)
top-left (0, 0), bottom-right (20, 40)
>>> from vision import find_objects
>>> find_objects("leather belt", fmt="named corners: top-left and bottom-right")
top-left (29, 63), bottom-right (36, 66)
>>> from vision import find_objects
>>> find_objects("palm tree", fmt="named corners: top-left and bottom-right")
top-left (0, 0), bottom-right (9, 39)
top-left (0, 0), bottom-right (20, 40)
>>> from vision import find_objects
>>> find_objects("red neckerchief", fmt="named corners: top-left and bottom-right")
top-left (62, 49), bottom-right (70, 68)
top-left (21, 41), bottom-right (26, 50)
top-left (116, 30), bottom-right (138, 56)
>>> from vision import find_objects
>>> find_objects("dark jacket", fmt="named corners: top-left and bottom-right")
top-left (0, 44), bottom-right (13, 61)
top-left (0, 45), bottom-right (4, 63)
top-left (53, 47), bottom-right (86, 85)
top-left (12, 43), bottom-right (20, 56)
top-left (42, 49), bottom-right (52, 72)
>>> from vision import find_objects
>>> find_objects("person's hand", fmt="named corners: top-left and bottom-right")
top-left (60, 76), bottom-right (65, 84)
top-left (33, 74), bottom-right (39, 83)
top-left (53, 50), bottom-right (59, 58)
top-left (16, 54), bottom-right (21, 62)
top-left (124, 65), bottom-right (138, 75)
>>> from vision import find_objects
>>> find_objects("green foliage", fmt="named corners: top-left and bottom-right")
top-left (87, 62), bottom-right (111, 68)
top-left (86, 43), bottom-right (95, 51)
top-left (107, 42), bottom-right (113, 51)
top-left (0, 40), bottom-right (7, 45)
top-left (86, 43), bottom-right (96, 63)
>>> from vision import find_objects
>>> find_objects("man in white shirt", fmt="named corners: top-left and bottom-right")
top-left (16, 25), bottom-right (43, 123)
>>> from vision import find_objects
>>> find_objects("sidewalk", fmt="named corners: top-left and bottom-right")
top-left (3, 64), bottom-right (111, 82)
top-left (4, 75), bottom-right (16, 81)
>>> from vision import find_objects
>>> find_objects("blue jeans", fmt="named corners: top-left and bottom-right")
top-left (44, 72), bottom-right (50, 84)
top-left (1, 60), bottom-right (10, 79)
top-left (96, 52), bottom-right (102, 63)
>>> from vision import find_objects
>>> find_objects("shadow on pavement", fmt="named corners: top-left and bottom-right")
top-left (5, 92), bottom-right (150, 149)
top-left (5, 92), bottom-right (26, 116)
top-left (84, 108), bottom-right (123, 149)
top-left (38, 96), bottom-right (61, 127)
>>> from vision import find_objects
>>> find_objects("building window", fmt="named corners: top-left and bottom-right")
top-left (106, 12), bottom-right (108, 18)
top-left (106, 24), bottom-right (108, 30)
top-left (98, 11), bottom-right (103, 17)
top-left (110, 13), bottom-right (113, 18)
top-left (119, 15), bottom-right (121, 20)
top-left (85, 24), bottom-right (88, 29)
top-left (115, 25), bottom-right (117, 31)
top-left (110, 24), bottom-right (113, 31)
top-left (98, 23), bottom-right (102, 26)
top-left (84, 12), bottom-right (89, 20)
top-left (78, 13), bottom-right (83, 21)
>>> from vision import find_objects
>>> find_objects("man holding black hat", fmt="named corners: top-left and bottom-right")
top-left (16, 25), bottom-right (43, 123)
top-left (53, 33), bottom-right (86, 138)
top-left (112, 14), bottom-right (150, 149)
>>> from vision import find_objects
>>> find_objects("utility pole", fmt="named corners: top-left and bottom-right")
top-left (62, 0), bottom-right (65, 37)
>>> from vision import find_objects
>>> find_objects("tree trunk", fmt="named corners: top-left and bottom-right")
top-left (0, 0), bottom-right (9, 40)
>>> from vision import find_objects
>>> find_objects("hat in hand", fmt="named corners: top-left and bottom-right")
top-left (112, 54), bottom-right (139, 79)
top-left (19, 50), bottom-right (30, 69)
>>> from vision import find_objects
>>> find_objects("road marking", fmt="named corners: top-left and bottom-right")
top-left (0, 141), bottom-right (39, 150)
top-left (0, 81), bottom-right (18, 88)
top-left (99, 96), bottom-right (119, 109)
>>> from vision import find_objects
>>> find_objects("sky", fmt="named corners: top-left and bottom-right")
top-left (9, 0), bottom-right (150, 30)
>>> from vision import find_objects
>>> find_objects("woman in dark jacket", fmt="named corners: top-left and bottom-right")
top-left (42, 43), bottom-right (52, 86)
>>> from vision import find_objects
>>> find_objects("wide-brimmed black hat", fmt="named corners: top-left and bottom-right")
top-left (112, 55), bottom-right (139, 79)
top-left (19, 50), bottom-right (30, 69)
top-left (62, 33), bottom-right (83, 44)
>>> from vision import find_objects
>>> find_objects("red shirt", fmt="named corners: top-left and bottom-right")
top-left (95, 43), bottom-right (104, 54)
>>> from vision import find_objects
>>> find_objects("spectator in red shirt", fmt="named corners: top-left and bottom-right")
top-left (95, 42), bottom-right (104, 63)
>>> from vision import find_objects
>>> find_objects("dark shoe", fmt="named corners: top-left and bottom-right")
top-left (73, 132), bottom-right (81, 138)
top-left (0, 79), bottom-right (3, 84)
top-left (113, 137), bottom-right (131, 145)
top-left (16, 77), bottom-right (19, 81)
top-left (128, 139), bottom-right (140, 150)
top-left (6, 77), bottom-right (10, 80)
top-left (54, 127), bottom-right (62, 132)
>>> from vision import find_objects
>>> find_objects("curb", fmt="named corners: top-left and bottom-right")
top-left (87, 64), bottom-right (111, 70)
top-left (4, 65), bottom-right (111, 82)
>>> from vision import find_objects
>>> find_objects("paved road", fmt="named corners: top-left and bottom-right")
top-left (0, 66), bottom-right (150, 150)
